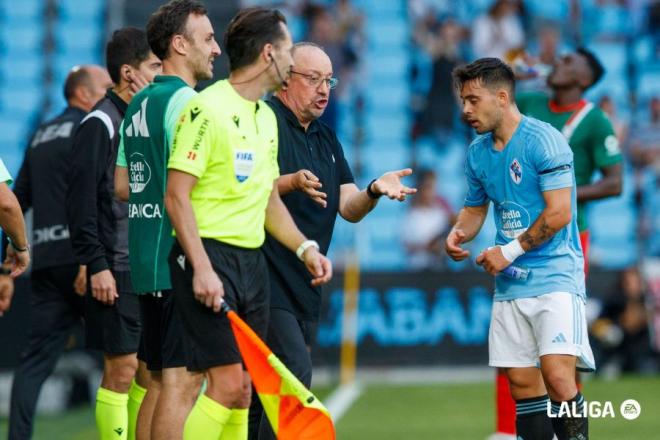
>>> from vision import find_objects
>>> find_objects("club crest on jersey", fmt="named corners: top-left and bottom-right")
top-left (509, 159), bottom-right (522, 184)
top-left (234, 150), bottom-right (255, 183)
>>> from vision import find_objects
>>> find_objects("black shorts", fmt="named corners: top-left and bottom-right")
top-left (85, 271), bottom-right (141, 354)
top-left (169, 239), bottom-right (270, 371)
top-left (137, 291), bottom-right (186, 371)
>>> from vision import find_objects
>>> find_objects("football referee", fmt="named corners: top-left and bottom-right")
top-left (165, 8), bottom-right (332, 439)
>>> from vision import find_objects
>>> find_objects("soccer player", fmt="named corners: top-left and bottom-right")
top-left (0, 158), bottom-right (29, 281)
top-left (446, 58), bottom-right (594, 440)
top-left (165, 7), bottom-right (332, 440)
top-left (493, 48), bottom-right (623, 440)
top-left (66, 28), bottom-right (161, 440)
top-left (8, 65), bottom-right (113, 440)
top-left (114, 1), bottom-right (221, 439)
top-left (249, 42), bottom-right (417, 440)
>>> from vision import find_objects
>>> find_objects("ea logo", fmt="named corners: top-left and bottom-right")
top-left (620, 399), bottom-right (641, 420)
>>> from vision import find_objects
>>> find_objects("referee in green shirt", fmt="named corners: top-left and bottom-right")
top-left (114, 1), bottom-right (221, 439)
top-left (165, 7), bottom-right (332, 440)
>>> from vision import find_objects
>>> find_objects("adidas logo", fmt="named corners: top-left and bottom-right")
top-left (552, 333), bottom-right (568, 343)
top-left (113, 427), bottom-right (124, 436)
top-left (125, 98), bottom-right (150, 137)
top-left (177, 254), bottom-right (186, 270)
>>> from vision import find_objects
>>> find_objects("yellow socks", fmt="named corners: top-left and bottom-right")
top-left (220, 408), bottom-right (248, 439)
top-left (96, 387), bottom-right (129, 440)
top-left (183, 394), bottom-right (232, 440)
top-left (127, 379), bottom-right (147, 440)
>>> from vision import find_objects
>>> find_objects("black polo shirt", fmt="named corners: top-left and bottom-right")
top-left (263, 96), bottom-right (354, 321)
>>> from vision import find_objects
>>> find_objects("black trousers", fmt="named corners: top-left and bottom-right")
top-left (248, 307), bottom-right (316, 440)
top-left (8, 264), bottom-right (84, 440)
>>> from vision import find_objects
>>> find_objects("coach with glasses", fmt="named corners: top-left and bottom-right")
top-left (249, 41), bottom-right (416, 440)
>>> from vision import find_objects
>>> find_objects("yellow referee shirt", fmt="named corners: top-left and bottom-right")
top-left (168, 80), bottom-right (279, 248)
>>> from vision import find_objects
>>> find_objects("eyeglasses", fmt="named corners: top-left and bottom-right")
top-left (289, 70), bottom-right (338, 89)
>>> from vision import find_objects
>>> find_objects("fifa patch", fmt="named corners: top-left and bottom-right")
top-left (234, 150), bottom-right (255, 183)
top-left (509, 158), bottom-right (522, 184)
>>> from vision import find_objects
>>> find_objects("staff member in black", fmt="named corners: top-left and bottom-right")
top-left (66, 28), bottom-right (161, 440)
top-left (7, 65), bottom-right (113, 440)
top-left (249, 42), bottom-right (417, 439)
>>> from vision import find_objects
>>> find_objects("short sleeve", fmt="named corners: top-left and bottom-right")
top-left (464, 151), bottom-right (487, 206)
top-left (168, 98), bottom-right (215, 178)
top-left (164, 87), bottom-right (197, 150)
top-left (116, 121), bottom-right (127, 167)
top-left (590, 113), bottom-right (622, 169)
top-left (532, 130), bottom-right (574, 192)
top-left (0, 158), bottom-right (12, 184)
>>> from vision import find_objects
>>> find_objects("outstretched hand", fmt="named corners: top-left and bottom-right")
top-left (372, 168), bottom-right (417, 201)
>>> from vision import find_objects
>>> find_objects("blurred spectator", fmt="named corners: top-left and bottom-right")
top-left (628, 97), bottom-right (660, 252)
top-left (304, 3), bottom-right (360, 131)
top-left (591, 266), bottom-right (658, 374)
top-left (598, 95), bottom-right (628, 145)
top-left (515, 23), bottom-right (560, 93)
top-left (471, 0), bottom-right (525, 60)
top-left (413, 14), bottom-right (465, 148)
top-left (402, 169), bottom-right (455, 270)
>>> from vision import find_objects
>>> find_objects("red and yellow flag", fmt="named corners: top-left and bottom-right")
top-left (225, 308), bottom-right (335, 440)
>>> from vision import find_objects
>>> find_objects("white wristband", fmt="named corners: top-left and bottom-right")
top-left (296, 240), bottom-right (319, 261)
top-left (500, 239), bottom-right (525, 263)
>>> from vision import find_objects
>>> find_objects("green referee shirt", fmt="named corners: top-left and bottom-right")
top-left (0, 158), bottom-right (12, 184)
top-left (168, 79), bottom-right (279, 248)
top-left (117, 75), bottom-right (196, 293)
top-left (517, 92), bottom-right (622, 231)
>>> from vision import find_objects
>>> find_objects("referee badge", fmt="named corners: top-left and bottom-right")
top-left (509, 158), bottom-right (522, 184)
top-left (234, 150), bottom-right (255, 183)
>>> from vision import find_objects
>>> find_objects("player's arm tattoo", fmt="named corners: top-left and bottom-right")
top-left (519, 217), bottom-right (559, 250)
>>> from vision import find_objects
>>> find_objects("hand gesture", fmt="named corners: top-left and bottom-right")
top-left (372, 168), bottom-right (417, 201)
top-left (476, 246), bottom-right (510, 276)
top-left (74, 265), bottom-right (87, 296)
top-left (0, 274), bottom-right (14, 316)
top-left (302, 247), bottom-right (333, 286)
top-left (193, 266), bottom-right (225, 312)
top-left (127, 70), bottom-right (149, 96)
top-left (445, 229), bottom-right (470, 261)
top-left (90, 269), bottom-right (117, 305)
top-left (294, 169), bottom-right (327, 207)
top-left (4, 244), bottom-right (29, 278)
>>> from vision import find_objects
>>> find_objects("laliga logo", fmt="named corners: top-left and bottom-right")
top-left (546, 399), bottom-right (641, 420)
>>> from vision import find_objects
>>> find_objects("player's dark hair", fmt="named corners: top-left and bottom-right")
top-left (576, 47), bottom-right (605, 89)
top-left (63, 66), bottom-right (92, 101)
top-left (106, 27), bottom-right (152, 84)
top-left (223, 7), bottom-right (287, 72)
top-left (452, 57), bottom-right (516, 95)
top-left (147, 0), bottom-right (208, 61)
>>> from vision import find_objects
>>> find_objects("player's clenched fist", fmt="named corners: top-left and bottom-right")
top-left (445, 228), bottom-right (470, 261)
top-left (193, 266), bottom-right (225, 312)
top-left (476, 246), bottom-right (509, 276)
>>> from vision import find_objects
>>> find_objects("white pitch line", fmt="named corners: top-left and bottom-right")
top-left (325, 381), bottom-right (363, 422)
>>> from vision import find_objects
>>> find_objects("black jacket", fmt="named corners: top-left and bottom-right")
top-left (66, 90), bottom-right (129, 277)
top-left (12, 106), bottom-right (87, 270)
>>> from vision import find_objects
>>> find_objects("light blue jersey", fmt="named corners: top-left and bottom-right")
top-left (465, 116), bottom-right (585, 301)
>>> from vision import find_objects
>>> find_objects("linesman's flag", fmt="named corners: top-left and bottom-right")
top-left (222, 302), bottom-right (336, 439)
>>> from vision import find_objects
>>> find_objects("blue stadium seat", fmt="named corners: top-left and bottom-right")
top-left (0, 54), bottom-right (44, 86)
top-left (0, 24), bottom-right (44, 54)
top-left (368, 19), bottom-right (409, 49)
top-left (0, 87), bottom-right (43, 116)
top-left (0, 118), bottom-right (27, 151)
top-left (58, 0), bottom-right (105, 21)
top-left (525, 0), bottom-right (570, 21)
top-left (590, 42), bottom-right (627, 76)
top-left (0, 0), bottom-right (44, 21)
top-left (54, 23), bottom-right (103, 54)
top-left (637, 70), bottom-right (660, 100)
